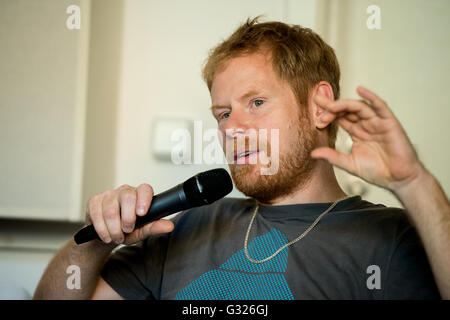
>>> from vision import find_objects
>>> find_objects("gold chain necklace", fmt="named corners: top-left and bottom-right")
top-left (244, 197), bottom-right (350, 264)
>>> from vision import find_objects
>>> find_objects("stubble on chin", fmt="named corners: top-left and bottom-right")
top-left (229, 118), bottom-right (318, 204)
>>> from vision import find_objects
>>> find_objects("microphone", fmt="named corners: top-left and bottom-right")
top-left (74, 168), bottom-right (233, 245)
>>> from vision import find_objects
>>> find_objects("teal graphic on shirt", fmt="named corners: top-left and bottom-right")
top-left (174, 228), bottom-right (294, 300)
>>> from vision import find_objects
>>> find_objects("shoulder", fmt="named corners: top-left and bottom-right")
top-left (339, 197), bottom-right (412, 233)
top-left (330, 197), bottom-right (417, 250)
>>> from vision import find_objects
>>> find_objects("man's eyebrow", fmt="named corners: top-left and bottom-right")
top-left (210, 105), bottom-right (230, 111)
top-left (239, 89), bottom-right (260, 101)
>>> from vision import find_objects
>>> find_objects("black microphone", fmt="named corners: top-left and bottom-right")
top-left (74, 168), bottom-right (233, 245)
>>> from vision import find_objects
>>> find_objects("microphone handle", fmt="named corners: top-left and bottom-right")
top-left (74, 183), bottom-right (190, 245)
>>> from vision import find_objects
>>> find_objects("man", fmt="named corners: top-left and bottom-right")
top-left (34, 18), bottom-right (449, 299)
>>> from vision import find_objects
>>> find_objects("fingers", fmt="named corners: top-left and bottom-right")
top-left (315, 86), bottom-right (395, 124)
top-left (148, 219), bottom-right (175, 234)
top-left (118, 185), bottom-right (137, 234)
top-left (85, 183), bottom-right (157, 245)
top-left (102, 190), bottom-right (124, 244)
top-left (135, 183), bottom-right (154, 217)
top-left (337, 117), bottom-right (372, 141)
top-left (87, 194), bottom-right (111, 243)
top-left (356, 86), bottom-right (393, 119)
top-left (124, 219), bottom-right (175, 245)
top-left (311, 147), bottom-right (356, 175)
top-left (315, 94), bottom-right (376, 121)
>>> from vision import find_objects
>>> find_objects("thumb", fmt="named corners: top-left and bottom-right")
top-left (311, 147), bottom-right (355, 174)
top-left (125, 219), bottom-right (174, 244)
top-left (145, 219), bottom-right (175, 235)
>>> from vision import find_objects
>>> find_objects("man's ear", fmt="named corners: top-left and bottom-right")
top-left (311, 81), bottom-right (335, 129)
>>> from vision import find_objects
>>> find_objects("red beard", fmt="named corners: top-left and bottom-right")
top-left (228, 114), bottom-right (318, 204)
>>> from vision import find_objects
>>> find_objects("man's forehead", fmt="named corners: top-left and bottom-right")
top-left (219, 52), bottom-right (273, 79)
top-left (210, 53), bottom-right (276, 102)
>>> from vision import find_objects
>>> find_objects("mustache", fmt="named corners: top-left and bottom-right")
top-left (224, 137), bottom-right (272, 161)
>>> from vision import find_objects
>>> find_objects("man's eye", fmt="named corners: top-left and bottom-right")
top-left (252, 99), bottom-right (264, 107)
top-left (220, 112), bottom-right (230, 119)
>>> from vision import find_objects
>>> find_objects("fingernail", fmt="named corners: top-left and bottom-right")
top-left (123, 224), bottom-right (134, 233)
top-left (137, 207), bottom-right (145, 215)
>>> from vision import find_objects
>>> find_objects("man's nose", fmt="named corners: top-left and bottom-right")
top-left (223, 107), bottom-right (251, 139)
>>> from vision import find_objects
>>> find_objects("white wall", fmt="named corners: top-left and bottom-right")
top-left (317, 0), bottom-right (450, 207)
top-left (0, 0), bottom-right (90, 221)
top-left (113, 0), bottom-right (316, 197)
top-left (0, 0), bottom-right (90, 299)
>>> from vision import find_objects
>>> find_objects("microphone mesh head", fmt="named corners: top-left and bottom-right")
top-left (183, 168), bottom-right (233, 206)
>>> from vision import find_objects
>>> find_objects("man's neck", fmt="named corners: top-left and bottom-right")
top-left (261, 160), bottom-right (348, 206)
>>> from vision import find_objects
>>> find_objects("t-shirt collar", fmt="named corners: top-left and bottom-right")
top-left (254, 195), bottom-right (362, 220)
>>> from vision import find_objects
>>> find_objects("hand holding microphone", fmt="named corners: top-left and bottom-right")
top-left (74, 169), bottom-right (233, 245)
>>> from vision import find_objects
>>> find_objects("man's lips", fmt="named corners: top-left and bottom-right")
top-left (233, 150), bottom-right (260, 163)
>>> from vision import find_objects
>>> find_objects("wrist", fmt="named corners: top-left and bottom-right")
top-left (391, 162), bottom-right (430, 200)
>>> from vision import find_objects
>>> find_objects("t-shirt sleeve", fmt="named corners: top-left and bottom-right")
top-left (383, 224), bottom-right (441, 299)
top-left (100, 232), bottom-right (170, 300)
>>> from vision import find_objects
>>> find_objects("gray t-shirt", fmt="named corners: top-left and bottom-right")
top-left (100, 196), bottom-right (440, 299)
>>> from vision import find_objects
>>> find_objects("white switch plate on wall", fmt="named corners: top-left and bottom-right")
top-left (152, 118), bottom-right (193, 161)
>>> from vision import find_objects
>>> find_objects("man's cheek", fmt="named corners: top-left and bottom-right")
top-left (223, 136), bottom-right (235, 163)
top-left (260, 129), bottom-right (280, 175)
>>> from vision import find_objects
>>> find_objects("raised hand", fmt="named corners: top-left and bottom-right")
top-left (311, 86), bottom-right (425, 193)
